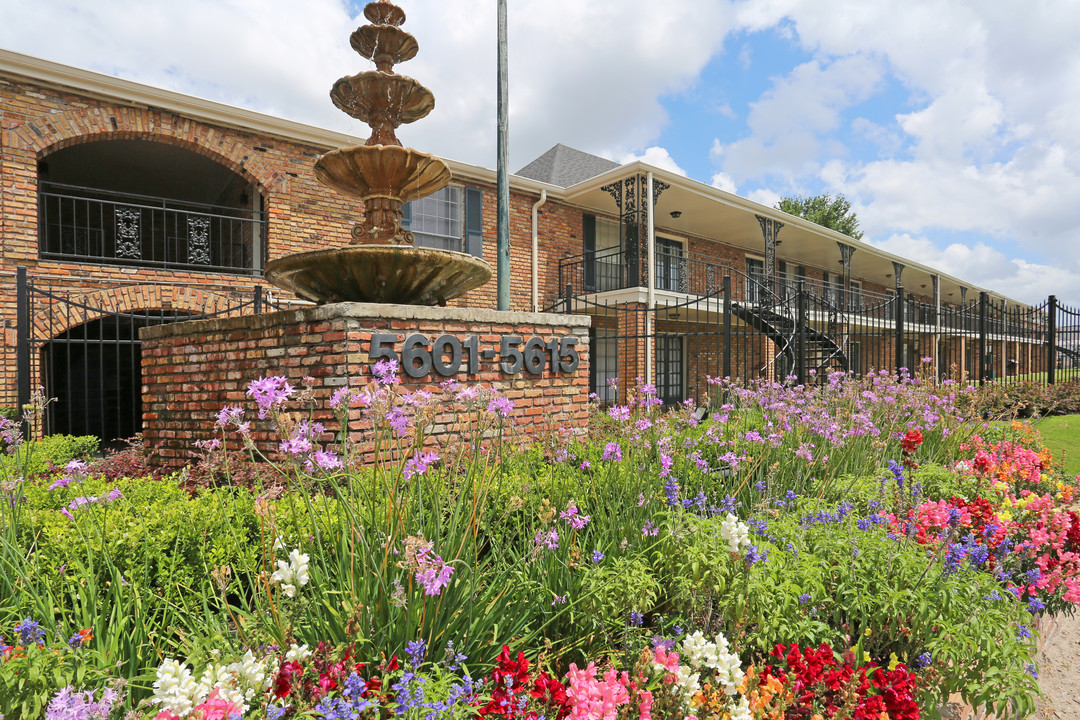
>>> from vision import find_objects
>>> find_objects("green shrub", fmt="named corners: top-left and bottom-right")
top-left (0, 434), bottom-right (99, 479)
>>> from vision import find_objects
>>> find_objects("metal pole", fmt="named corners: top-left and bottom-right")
top-left (796, 280), bottom-right (807, 385)
top-left (254, 284), bottom-right (263, 314)
top-left (16, 266), bottom-right (31, 438)
top-left (894, 286), bottom-right (905, 377)
top-left (495, 0), bottom-right (510, 311)
top-left (1047, 295), bottom-right (1057, 385)
top-left (978, 291), bottom-right (989, 386)
top-left (722, 275), bottom-right (732, 381)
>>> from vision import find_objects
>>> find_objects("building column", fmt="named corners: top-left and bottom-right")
top-left (601, 174), bottom-right (670, 290)
top-left (756, 215), bottom-right (784, 302)
top-left (838, 242), bottom-right (855, 311)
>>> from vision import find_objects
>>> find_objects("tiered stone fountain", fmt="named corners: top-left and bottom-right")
top-left (139, 0), bottom-right (591, 470)
top-left (264, 0), bottom-right (492, 305)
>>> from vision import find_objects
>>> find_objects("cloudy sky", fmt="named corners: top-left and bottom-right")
top-left (3, 0), bottom-right (1079, 305)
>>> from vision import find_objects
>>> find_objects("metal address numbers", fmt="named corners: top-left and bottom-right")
top-left (370, 333), bottom-right (580, 378)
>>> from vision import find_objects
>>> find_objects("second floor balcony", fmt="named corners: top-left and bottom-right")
top-left (39, 181), bottom-right (266, 275)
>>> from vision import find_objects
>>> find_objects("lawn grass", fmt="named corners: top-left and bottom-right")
top-left (1027, 414), bottom-right (1080, 478)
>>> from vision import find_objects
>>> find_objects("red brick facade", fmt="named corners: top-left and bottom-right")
top-left (140, 304), bottom-right (591, 469)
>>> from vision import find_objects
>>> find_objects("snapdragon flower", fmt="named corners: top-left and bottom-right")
top-left (271, 548), bottom-right (311, 598)
top-left (719, 513), bottom-right (750, 553)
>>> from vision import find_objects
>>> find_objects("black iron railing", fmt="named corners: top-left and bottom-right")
top-left (38, 182), bottom-right (265, 274)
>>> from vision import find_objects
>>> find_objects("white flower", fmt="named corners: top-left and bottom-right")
top-left (152, 658), bottom-right (202, 716)
top-left (730, 696), bottom-right (752, 720)
top-left (271, 548), bottom-right (311, 597)
top-left (680, 631), bottom-right (710, 670)
top-left (674, 664), bottom-right (701, 704)
top-left (719, 513), bottom-right (750, 553)
top-left (285, 643), bottom-right (312, 662)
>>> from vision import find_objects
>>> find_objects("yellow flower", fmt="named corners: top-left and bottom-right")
top-left (888, 652), bottom-right (900, 671)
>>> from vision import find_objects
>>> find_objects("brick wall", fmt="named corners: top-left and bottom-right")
top-left (141, 303), bottom-right (591, 469)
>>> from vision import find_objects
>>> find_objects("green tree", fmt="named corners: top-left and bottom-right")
top-left (776, 193), bottom-right (863, 240)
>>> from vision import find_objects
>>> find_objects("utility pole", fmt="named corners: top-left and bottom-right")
top-left (496, 0), bottom-right (510, 310)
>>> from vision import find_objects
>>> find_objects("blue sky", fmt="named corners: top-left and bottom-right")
top-left (3, 0), bottom-right (1079, 305)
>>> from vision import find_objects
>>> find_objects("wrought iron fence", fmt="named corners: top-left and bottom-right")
top-left (38, 182), bottom-right (266, 274)
top-left (15, 268), bottom-right (271, 447)
top-left (548, 265), bottom-right (1077, 405)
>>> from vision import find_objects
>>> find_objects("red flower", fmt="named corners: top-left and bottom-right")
top-left (531, 671), bottom-right (570, 719)
top-left (901, 429), bottom-right (924, 453)
top-left (272, 660), bottom-right (303, 699)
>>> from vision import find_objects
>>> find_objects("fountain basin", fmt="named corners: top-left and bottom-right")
top-left (264, 245), bottom-right (493, 305)
top-left (314, 145), bottom-right (450, 201)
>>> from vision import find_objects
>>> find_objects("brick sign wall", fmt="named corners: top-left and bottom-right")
top-left (140, 303), bottom-right (591, 469)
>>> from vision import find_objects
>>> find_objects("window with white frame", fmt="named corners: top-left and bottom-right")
top-left (406, 186), bottom-right (462, 251)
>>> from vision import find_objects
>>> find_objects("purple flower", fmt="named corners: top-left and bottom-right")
top-left (329, 386), bottom-right (355, 409)
top-left (386, 408), bottom-right (410, 437)
top-left (1027, 597), bottom-right (1045, 614)
top-left (1016, 624), bottom-right (1031, 639)
top-left (602, 442), bottom-right (622, 461)
top-left (15, 617), bottom-right (44, 645)
top-left (916, 652), bottom-right (932, 668)
top-left (534, 527), bottom-right (559, 550)
top-left (641, 520), bottom-right (659, 537)
top-left (371, 358), bottom-right (401, 384)
top-left (216, 405), bottom-right (244, 428)
top-left (487, 395), bottom-right (515, 418)
top-left (659, 452), bottom-right (673, 478)
top-left (651, 637), bottom-right (676, 652)
top-left (580, 460), bottom-right (591, 470)
top-left (246, 375), bottom-right (294, 418)
top-left (560, 503), bottom-right (590, 530)
top-left (415, 549), bottom-right (454, 596)
top-left (406, 639), bottom-right (426, 667)
top-left (664, 477), bottom-right (680, 507)
top-left (608, 405), bottom-right (630, 422)
top-left (552, 594), bottom-right (567, 606)
top-left (312, 449), bottom-right (343, 471)
top-left (798, 594), bottom-right (812, 604)
top-left (404, 450), bottom-right (440, 480)
top-left (45, 686), bottom-right (120, 720)
top-left (745, 544), bottom-right (768, 567)
top-left (629, 610), bottom-right (644, 626)
top-left (591, 549), bottom-right (604, 563)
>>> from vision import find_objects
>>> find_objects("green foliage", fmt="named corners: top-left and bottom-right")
top-left (0, 434), bottom-right (99, 479)
top-left (776, 193), bottom-right (864, 239)
top-left (0, 639), bottom-right (121, 719)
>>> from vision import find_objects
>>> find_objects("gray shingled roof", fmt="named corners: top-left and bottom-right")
top-left (515, 144), bottom-right (620, 187)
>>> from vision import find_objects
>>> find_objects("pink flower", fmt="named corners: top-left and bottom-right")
top-left (190, 689), bottom-right (242, 720)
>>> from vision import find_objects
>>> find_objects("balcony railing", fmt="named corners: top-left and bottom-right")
top-left (555, 246), bottom-right (1049, 340)
top-left (38, 182), bottom-right (265, 274)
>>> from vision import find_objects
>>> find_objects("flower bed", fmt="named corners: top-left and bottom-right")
top-left (1, 366), bottom-right (1076, 719)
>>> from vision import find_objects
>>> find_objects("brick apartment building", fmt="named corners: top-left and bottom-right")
top-left (0, 49), bottom-right (1056, 445)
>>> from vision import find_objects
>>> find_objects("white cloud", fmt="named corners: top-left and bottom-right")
top-left (0, 0), bottom-right (738, 171)
top-left (871, 233), bottom-right (1080, 306)
top-left (616, 146), bottom-right (688, 176)
top-left (710, 172), bottom-right (737, 194)
top-left (714, 54), bottom-right (883, 182)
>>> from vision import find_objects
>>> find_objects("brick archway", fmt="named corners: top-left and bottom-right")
top-left (8, 104), bottom-right (285, 193)
top-left (30, 284), bottom-right (251, 342)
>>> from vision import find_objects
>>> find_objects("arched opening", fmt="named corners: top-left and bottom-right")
top-left (38, 139), bottom-right (265, 273)
top-left (43, 310), bottom-right (191, 449)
